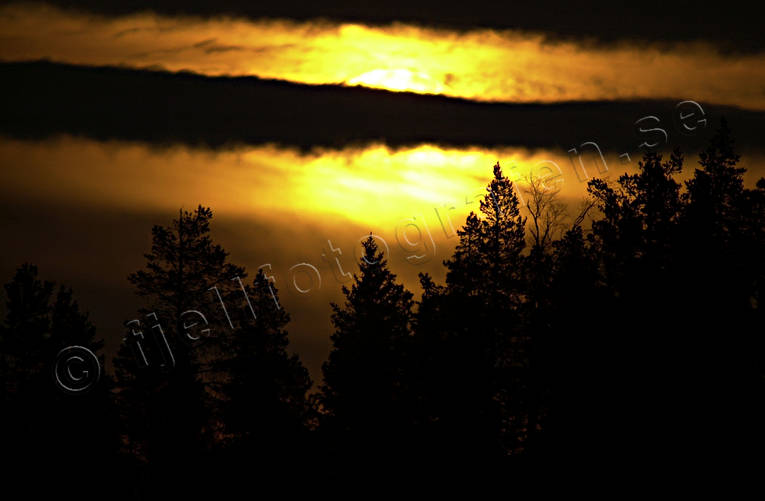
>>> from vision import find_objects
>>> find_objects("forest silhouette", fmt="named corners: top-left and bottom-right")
top-left (2, 120), bottom-right (763, 491)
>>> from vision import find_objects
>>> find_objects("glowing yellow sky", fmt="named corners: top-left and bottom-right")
top-left (0, 137), bottom-right (582, 228)
top-left (2, 4), bottom-right (765, 109)
top-left (2, 136), bottom-right (763, 378)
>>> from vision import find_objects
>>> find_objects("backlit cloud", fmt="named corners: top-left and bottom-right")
top-left (2, 4), bottom-right (764, 109)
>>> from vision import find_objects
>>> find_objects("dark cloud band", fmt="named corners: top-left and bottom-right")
top-left (2, 60), bottom-right (764, 155)
top-left (34, 1), bottom-right (765, 53)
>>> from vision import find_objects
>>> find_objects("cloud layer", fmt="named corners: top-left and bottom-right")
top-left (2, 4), bottom-right (765, 108)
top-left (4, 61), bottom-right (764, 156)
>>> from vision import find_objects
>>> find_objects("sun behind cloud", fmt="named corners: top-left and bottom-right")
top-left (5, 4), bottom-right (765, 109)
top-left (348, 68), bottom-right (445, 94)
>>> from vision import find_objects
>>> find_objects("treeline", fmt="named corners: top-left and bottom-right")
top-left (1, 120), bottom-right (764, 491)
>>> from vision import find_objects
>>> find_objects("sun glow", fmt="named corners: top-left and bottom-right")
top-left (348, 69), bottom-right (445, 94)
top-left (2, 4), bottom-right (765, 109)
top-left (0, 138), bottom-right (582, 230)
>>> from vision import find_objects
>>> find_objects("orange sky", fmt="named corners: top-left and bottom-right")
top-left (2, 3), bottom-right (764, 379)
top-left (0, 135), bottom-right (623, 229)
top-left (2, 4), bottom-right (765, 108)
top-left (2, 134), bottom-right (761, 376)
top-left (0, 135), bottom-right (609, 375)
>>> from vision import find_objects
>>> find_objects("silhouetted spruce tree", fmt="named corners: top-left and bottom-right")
top-left (320, 235), bottom-right (415, 463)
top-left (216, 269), bottom-right (313, 475)
top-left (113, 206), bottom-right (247, 490)
top-left (415, 162), bottom-right (527, 458)
top-left (0, 264), bottom-right (121, 491)
top-left (528, 224), bottom-right (603, 460)
top-left (583, 147), bottom-right (689, 458)
top-left (678, 119), bottom-right (765, 458)
top-left (409, 271), bottom-right (451, 456)
top-left (588, 149), bottom-right (683, 293)
top-left (577, 120), bottom-right (765, 462)
top-left (442, 211), bottom-right (484, 296)
top-left (474, 162), bottom-right (527, 304)
top-left (414, 213), bottom-right (488, 459)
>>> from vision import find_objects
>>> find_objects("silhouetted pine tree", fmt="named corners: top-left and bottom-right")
top-left (113, 206), bottom-right (246, 491)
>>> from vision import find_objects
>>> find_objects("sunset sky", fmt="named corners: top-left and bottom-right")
top-left (2, 1), bottom-right (764, 379)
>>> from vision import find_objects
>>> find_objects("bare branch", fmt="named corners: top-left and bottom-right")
top-left (521, 173), bottom-right (567, 252)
